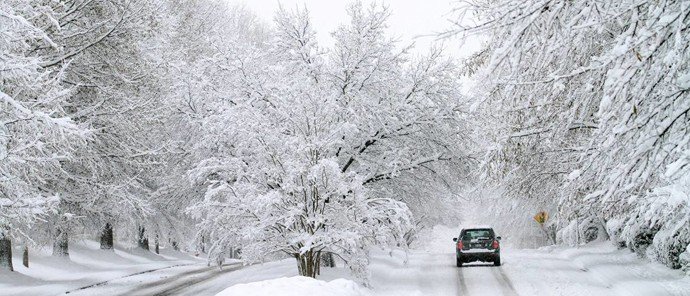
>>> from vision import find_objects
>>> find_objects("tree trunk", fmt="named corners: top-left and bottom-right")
top-left (154, 235), bottom-right (159, 254)
top-left (232, 247), bottom-right (241, 259)
top-left (100, 223), bottom-right (114, 250)
top-left (172, 241), bottom-right (179, 251)
top-left (52, 226), bottom-right (69, 257)
top-left (0, 234), bottom-right (13, 272)
top-left (198, 235), bottom-right (205, 253)
top-left (596, 217), bottom-right (610, 241)
top-left (295, 250), bottom-right (320, 278)
top-left (314, 251), bottom-right (321, 277)
top-left (22, 246), bottom-right (29, 268)
top-left (137, 226), bottom-right (149, 251)
top-left (321, 252), bottom-right (335, 268)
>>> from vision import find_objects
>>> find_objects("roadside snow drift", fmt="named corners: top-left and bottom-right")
top-left (215, 276), bottom-right (371, 296)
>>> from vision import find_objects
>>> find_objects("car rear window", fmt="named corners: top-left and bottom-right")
top-left (461, 229), bottom-right (494, 240)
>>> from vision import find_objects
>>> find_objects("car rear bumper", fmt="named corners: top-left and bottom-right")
top-left (457, 249), bottom-right (500, 262)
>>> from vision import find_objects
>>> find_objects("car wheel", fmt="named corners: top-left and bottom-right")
top-left (493, 257), bottom-right (501, 266)
top-left (456, 258), bottom-right (463, 267)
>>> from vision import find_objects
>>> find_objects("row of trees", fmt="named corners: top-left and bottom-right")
top-left (0, 0), bottom-right (260, 271)
top-left (2, 0), bottom-right (164, 270)
top-left (453, 0), bottom-right (689, 269)
top-left (2, 0), bottom-right (472, 280)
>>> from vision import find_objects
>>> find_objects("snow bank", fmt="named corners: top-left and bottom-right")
top-left (215, 276), bottom-right (370, 296)
top-left (504, 241), bottom-right (690, 296)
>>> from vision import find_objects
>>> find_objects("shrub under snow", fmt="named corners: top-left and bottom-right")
top-left (558, 179), bottom-right (690, 272)
top-left (619, 176), bottom-right (690, 270)
top-left (557, 216), bottom-right (609, 247)
top-left (681, 245), bottom-right (690, 274)
top-left (557, 220), bottom-right (579, 247)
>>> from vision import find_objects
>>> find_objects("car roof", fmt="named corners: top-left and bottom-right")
top-left (460, 225), bottom-right (494, 231)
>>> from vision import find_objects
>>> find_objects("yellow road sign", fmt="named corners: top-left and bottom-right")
top-left (534, 211), bottom-right (548, 224)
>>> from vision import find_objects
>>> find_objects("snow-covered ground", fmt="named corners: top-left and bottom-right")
top-left (2, 226), bottom-right (690, 296)
top-left (0, 240), bottom-right (204, 296)
top-left (216, 277), bottom-right (371, 296)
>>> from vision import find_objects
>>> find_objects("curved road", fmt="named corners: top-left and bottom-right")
top-left (116, 264), bottom-right (244, 296)
top-left (65, 263), bottom-right (246, 296)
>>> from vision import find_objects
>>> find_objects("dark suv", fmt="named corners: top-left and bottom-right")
top-left (453, 227), bottom-right (501, 267)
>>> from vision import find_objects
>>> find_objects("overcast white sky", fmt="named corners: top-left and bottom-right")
top-left (229, 0), bottom-right (481, 59)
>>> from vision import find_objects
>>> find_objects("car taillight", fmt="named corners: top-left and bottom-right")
top-left (457, 241), bottom-right (463, 249)
top-left (492, 240), bottom-right (499, 249)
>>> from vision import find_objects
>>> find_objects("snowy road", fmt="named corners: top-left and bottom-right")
top-left (113, 264), bottom-right (245, 296)
top-left (456, 264), bottom-right (518, 296)
top-left (368, 250), bottom-right (520, 296)
top-left (64, 263), bottom-right (247, 296)
top-left (64, 245), bottom-right (690, 296)
top-left (369, 244), bottom-right (690, 296)
top-left (364, 224), bottom-right (690, 296)
top-left (46, 226), bottom-right (690, 296)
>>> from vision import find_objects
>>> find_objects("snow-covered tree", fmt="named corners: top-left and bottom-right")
top-left (2, 0), bottom-right (177, 266)
top-left (33, 0), bottom-right (169, 257)
top-left (1, 0), bottom-right (88, 270)
top-left (451, 0), bottom-right (689, 268)
top-left (189, 2), bottom-right (469, 280)
top-left (144, 0), bottom-right (271, 254)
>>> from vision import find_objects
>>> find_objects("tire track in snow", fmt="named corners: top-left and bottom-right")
top-left (113, 263), bottom-right (244, 296)
top-left (64, 263), bottom-right (196, 294)
top-left (456, 265), bottom-right (518, 296)
top-left (456, 267), bottom-right (470, 296)
top-left (146, 264), bottom-right (245, 295)
top-left (491, 267), bottom-right (518, 296)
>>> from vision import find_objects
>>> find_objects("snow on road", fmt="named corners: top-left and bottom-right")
top-left (368, 225), bottom-right (690, 296)
top-left (5, 226), bottom-right (690, 296)
top-left (385, 225), bottom-right (690, 296)
top-left (66, 263), bottom-right (244, 296)
top-left (457, 263), bottom-right (517, 296)
top-left (62, 259), bottom-right (297, 296)
top-left (65, 245), bottom-right (690, 296)
top-left (368, 250), bottom-right (458, 296)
